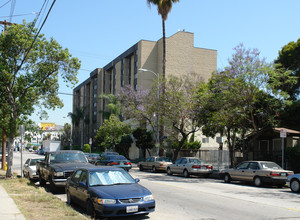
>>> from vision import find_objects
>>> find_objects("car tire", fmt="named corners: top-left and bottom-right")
top-left (290, 179), bottom-right (300, 193)
top-left (139, 165), bottom-right (144, 171)
top-left (167, 167), bottom-right (173, 175)
top-left (183, 169), bottom-right (190, 178)
top-left (39, 173), bottom-right (46, 187)
top-left (86, 199), bottom-right (95, 217)
top-left (152, 166), bottom-right (157, 173)
top-left (224, 173), bottom-right (231, 183)
top-left (254, 176), bottom-right (262, 187)
top-left (66, 190), bottom-right (72, 205)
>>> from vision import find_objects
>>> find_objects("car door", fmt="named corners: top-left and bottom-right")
top-left (68, 169), bottom-right (82, 203)
top-left (76, 170), bottom-right (89, 205)
top-left (175, 158), bottom-right (187, 174)
top-left (171, 158), bottom-right (182, 173)
top-left (231, 162), bottom-right (249, 181)
top-left (243, 162), bottom-right (260, 181)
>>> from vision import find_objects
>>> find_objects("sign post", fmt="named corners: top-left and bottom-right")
top-left (280, 129), bottom-right (287, 169)
top-left (19, 125), bottom-right (25, 178)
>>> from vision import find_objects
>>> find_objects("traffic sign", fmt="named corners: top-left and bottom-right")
top-left (280, 129), bottom-right (287, 138)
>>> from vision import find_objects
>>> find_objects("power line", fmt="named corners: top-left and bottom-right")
top-left (0, 0), bottom-right (11, 9)
top-left (0, 12), bottom-right (40, 18)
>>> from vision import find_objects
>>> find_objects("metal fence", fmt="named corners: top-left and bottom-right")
top-left (178, 149), bottom-right (230, 171)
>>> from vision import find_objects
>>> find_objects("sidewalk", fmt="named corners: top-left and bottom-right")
top-left (0, 184), bottom-right (26, 220)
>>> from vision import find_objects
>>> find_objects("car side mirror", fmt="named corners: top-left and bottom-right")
top-left (135, 178), bottom-right (140, 183)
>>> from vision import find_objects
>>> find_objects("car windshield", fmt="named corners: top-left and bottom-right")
top-left (30, 158), bottom-right (42, 166)
top-left (50, 153), bottom-right (87, 163)
top-left (156, 157), bottom-right (171, 162)
top-left (89, 170), bottom-right (135, 186)
top-left (260, 162), bottom-right (282, 170)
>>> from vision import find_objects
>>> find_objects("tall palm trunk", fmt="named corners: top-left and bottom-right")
top-left (162, 19), bottom-right (166, 80)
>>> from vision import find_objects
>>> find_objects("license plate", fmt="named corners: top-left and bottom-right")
top-left (280, 173), bottom-right (286, 176)
top-left (126, 206), bottom-right (138, 213)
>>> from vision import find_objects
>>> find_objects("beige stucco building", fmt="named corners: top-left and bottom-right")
top-left (72, 31), bottom-right (217, 149)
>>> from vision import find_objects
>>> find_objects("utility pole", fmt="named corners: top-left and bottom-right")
top-left (0, 20), bottom-right (14, 34)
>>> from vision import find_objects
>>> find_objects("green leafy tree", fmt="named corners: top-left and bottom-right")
top-left (275, 38), bottom-right (300, 100)
top-left (132, 128), bottom-right (154, 159)
top-left (194, 44), bottom-right (296, 166)
top-left (0, 21), bottom-right (80, 177)
top-left (61, 123), bottom-right (71, 147)
top-left (95, 115), bottom-right (131, 151)
top-left (115, 135), bottom-right (133, 159)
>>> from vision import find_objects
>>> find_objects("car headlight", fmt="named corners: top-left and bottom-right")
top-left (143, 194), bottom-right (154, 201)
top-left (97, 198), bottom-right (116, 204)
top-left (54, 172), bottom-right (64, 177)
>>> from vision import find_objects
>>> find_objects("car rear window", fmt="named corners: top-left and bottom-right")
top-left (156, 157), bottom-right (171, 162)
top-left (260, 162), bottom-right (282, 169)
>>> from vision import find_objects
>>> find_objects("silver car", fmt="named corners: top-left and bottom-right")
top-left (287, 173), bottom-right (300, 193)
top-left (138, 156), bottom-right (172, 172)
top-left (23, 157), bottom-right (44, 181)
top-left (167, 157), bottom-right (213, 178)
top-left (220, 161), bottom-right (294, 187)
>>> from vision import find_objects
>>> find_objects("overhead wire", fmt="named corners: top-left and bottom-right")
top-left (8, 0), bottom-right (15, 22)
top-left (0, 0), bottom-right (11, 9)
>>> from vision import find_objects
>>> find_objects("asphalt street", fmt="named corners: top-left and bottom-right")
top-left (12, 151), bottom-right (300, 220)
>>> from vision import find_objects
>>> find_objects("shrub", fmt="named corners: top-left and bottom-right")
top-left (72, 145), bottom-right (80, 150)
top-left (83, 144), bottom-right (90, 153)
top-left (63, 145), bottom-right (70, 150)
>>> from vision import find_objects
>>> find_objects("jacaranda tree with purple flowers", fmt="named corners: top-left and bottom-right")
top-left (194, 43), bottom-right (296, 167)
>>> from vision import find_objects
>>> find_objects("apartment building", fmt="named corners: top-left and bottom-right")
top-left (72, 31), bottom-right (217, 148)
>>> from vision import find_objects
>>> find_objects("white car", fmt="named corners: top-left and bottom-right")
top-left (287, 173), bottom-right (300, 193)
top-left (23, 157), bottom-right (44, 181)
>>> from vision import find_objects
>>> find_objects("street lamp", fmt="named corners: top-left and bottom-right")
top-left (138, 68), bottom-right (160, 156)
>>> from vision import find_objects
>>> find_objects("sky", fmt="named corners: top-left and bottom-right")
top-left (1, 0), bottom-right (300, 126)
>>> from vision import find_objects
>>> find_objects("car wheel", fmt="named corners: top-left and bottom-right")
top-left (66, 190), bottom-right (72, 205)
top-left (139, 165), bottom-right (144, 171)
top-left (290, 179), bottom-right (300, 193)
top-left (39, 173), bottom-right (46, 187)
top-left (254, 176), bottom-right (262, 187)
top-left (167, 167), bottom-right (173, 175)
top-left (224, 174), bottom-right (231, 183)
top-left (183, 169), bottom-right (190, 178)
top-left (152, 166), bottom-right (157, 173)
top-left (86, 199), bottom-right (95, 217)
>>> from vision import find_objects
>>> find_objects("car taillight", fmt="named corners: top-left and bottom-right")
top-left (192, 165), bottom-right (201, 168)
top-left (270, 172), bottom-right (280, 176)
top-left (159, 163), bottom-right (163, 167)
top-left (206, 165), bottom-right (213, 169)
top-left (124, 162), bottom-right (131, 165)
top-left (110, 162), bottom-right (119, 165)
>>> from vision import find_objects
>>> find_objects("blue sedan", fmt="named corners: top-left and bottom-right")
top-left (65, 167), bottom-right (155, 218)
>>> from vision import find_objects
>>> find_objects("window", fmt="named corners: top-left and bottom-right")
top-left (202, 137), bottom-right (209, 143)
top-left (249, 162), bottom-right (259, 170)
top-left (72, 170), bottom-right (82, 183)
top-left (79, 171), bottom-right (87, 185)
top-left (236, 162), bottom-right (249, 169)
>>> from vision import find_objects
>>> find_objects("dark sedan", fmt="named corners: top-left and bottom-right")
top-left (95, 155), bottom-right (132, 171)
top-left (65, 167), bottom-right (155, 218)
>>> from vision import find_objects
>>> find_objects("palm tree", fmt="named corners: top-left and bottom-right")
top-left (147, 0), bottom-right (179, 79)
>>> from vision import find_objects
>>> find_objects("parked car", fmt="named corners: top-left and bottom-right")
top-left (138, 156), bottom-right (172, 172)
top-left (166, 157), bottom-right (213, 178)
top-left (100, 152), bottom-right (119, 157)
top-left (84, 153), bottom-right (100, 164)
top-left (65, 167), bottom-right (155, 218)
top-left (95, 155), bottom-right (132, 171)
top-left (287, 173), bottom-right (300, 193)
top-left (23, 157), bottom-right (44, 181)
top-left (220, 161), bottom-right (294, 187)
